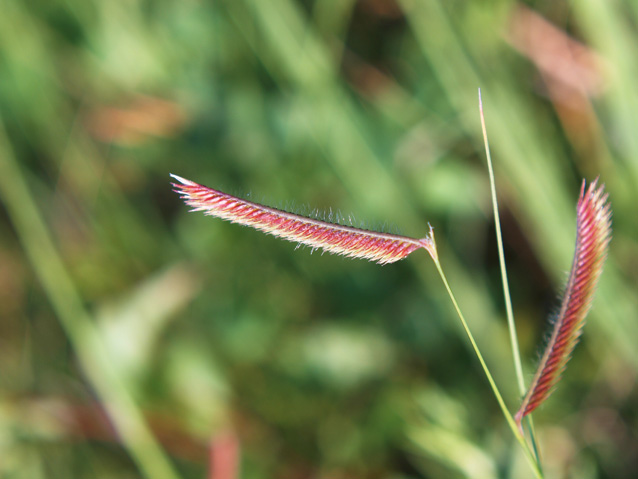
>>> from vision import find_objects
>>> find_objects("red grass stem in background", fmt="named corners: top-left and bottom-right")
top-left (209, 431), bottom-right (239, 479)
top-left (171, 174), bottom-right (436, 265)
top-left (515, 179), bottom-right (612, 427)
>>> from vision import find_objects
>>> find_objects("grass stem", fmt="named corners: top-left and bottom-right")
top-left (478, 89), bottom-right (542, 469)
top-left (429, 237), bottom-right (543, 478)
top-left (478, 89), bottom-right (526, 396)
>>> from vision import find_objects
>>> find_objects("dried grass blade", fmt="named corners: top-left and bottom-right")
top-left (171, 174), bottom-right (435, 265)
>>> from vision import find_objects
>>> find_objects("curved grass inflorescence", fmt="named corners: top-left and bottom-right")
top-left (515, 179), bottom-right (612, 427)
top-left (171, 174), bottom-right (436, 265)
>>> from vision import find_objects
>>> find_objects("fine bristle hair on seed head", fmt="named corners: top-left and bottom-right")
top-left (170, 174), bottom-right (437, 264)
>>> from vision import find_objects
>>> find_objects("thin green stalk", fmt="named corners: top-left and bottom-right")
top-left (0, 121), bottom-right (180, 479)
top-left (478, 89), bottom-right (526, 396)
top-left (478, 89), bottom-right (543, 469)
top-left (428, 237), bottom-right (542, 479)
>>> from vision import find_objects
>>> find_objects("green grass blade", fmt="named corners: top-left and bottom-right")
top-left (0, 121), bottom-right (181, 479)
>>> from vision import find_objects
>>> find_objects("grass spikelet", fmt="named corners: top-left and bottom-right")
top-left (171, 174), bottom-right (435, 265)
top-left (515, 179), bottom-right (612, 426)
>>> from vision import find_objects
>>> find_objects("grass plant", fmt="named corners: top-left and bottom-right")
top-left (171, 94), bottom-right (611, 477)
top-left (0, 1), bottom-right (635, 478)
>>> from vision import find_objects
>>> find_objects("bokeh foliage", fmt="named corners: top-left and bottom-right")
top-left (1, 0), bottom-right (637, 478)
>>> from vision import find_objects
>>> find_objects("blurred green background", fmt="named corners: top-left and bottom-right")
top-left (1, 0), bottom-right (637, 478)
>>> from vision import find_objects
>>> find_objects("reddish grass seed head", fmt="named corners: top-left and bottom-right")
top-left (515, 178), bottom-right (611, 424)
top-left (171, 174), bottom-right (435, 264)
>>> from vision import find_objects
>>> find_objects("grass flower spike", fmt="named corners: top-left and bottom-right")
top-left (515, 179), bottom-right (612, 426)
top-left (171, 172), bottom-right (611, 478)
top-left (171, 174), bottom-right (436, 265)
